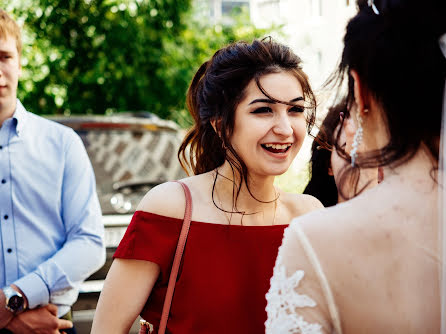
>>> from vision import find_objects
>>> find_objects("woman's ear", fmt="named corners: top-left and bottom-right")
top-left (210, 119), bottom-right (223, 138)
top-left (210, 119), bottom-right (218, 133)
top-left (211, 118), bottom-right (225, 143)
top-left (350, 69), bottom-right (369, 115)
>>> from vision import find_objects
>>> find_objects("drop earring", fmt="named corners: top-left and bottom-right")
top-left (350, 111), bottom-right (364, 167)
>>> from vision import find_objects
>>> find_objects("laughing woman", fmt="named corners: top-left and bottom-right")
top-left (91, 38), bottom-right (322, 334)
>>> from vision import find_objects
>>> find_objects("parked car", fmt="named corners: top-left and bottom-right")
top-left (49, 112), bottom-right (186, 333)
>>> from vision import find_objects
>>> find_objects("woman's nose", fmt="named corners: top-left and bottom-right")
top-left (273, 113), bottom-right (293, 137)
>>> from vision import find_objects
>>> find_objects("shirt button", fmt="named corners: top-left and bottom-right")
top-left (4, 215), bottom-right (8, 220)
top-left (1, 179), bottom-right (5, 184)
top-left (7, 248), bottom-right (12, 253)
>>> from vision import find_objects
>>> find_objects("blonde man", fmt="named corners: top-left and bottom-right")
top-left (0, 10), bottom-right (105, 334)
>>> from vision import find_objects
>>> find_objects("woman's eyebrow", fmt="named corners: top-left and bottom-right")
top-left (290, 97), bottom-right (304, 103)
top-left (248, 96), bottom-right (304, 105)
top-left (248, 98), bottom-right (275, 105)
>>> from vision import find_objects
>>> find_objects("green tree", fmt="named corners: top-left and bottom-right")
top-left (159, 5), bottom-right (282, 127)
top-left (4, 0), bottom-right (280, 125)
top-left (6, 0), bottom-right (190, 118)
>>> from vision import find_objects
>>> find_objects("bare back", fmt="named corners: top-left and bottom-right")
top-left (266, 151), bottom-right (440, 333)
top-left (322, 182), bottom-right (439, 332)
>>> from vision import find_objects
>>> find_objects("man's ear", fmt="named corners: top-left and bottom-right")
top-left (18, 57), bottom-right (22, 78)
top-left (350, 69), bottom-right (369, 114)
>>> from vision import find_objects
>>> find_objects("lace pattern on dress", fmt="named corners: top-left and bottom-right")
top-left (265, 250), bottom-right (323, 334)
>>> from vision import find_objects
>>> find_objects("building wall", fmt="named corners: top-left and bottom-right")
top-left (251, 0), bottom-right (356, 88)
top-left (203, 0), bottom-right (251, 23)
top-left (196, 0), bottom-right (355, 89)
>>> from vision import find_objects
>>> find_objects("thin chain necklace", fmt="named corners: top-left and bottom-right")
top-left (214, 181), bottom-right (279, 226)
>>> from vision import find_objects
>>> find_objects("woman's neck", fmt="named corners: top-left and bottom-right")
top-left (213, 161), bottom-right (278, 224)
top-left (381, 145), bottom-right (438, 189)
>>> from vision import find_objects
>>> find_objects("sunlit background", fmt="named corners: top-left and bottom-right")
top-left (2, 0), bottom-right (356, 189)
top-left (0, 1), bottom-right (358, 331)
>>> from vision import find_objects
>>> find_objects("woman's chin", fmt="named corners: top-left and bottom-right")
top-left (259, 166), bottom-right (291, 178)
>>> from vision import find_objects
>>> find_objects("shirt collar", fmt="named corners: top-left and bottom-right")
top-left (12, 99), bottom-right (28, 136)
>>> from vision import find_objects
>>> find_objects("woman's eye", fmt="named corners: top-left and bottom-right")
top-left (251, 107), bottom-right (272, 114)
top-left (289, 105), bottom-right (304, 113)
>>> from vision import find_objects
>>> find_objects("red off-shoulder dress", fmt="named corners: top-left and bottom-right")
top-left (114, 210), bottom-right (287, 333)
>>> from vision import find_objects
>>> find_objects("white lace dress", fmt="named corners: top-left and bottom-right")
top-left (265, 221), bottom-right (342, 334)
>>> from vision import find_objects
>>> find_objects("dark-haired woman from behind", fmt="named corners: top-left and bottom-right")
top-left (91, 38), bottom-right (323, 334)
top-left (266, 0), bottom-right (446, 332)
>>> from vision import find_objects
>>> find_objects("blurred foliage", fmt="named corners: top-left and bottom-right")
top-left (3, 0), bottom-right (280, 126)
top-left (274, 163), bottom-right (310, 194)
top-left (158, 5), bottom-right (280, 127)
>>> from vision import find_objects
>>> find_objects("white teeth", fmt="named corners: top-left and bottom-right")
top-left (264, 143), bottom-right (291, 150)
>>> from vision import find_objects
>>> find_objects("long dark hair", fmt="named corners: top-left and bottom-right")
top-left (304, 103), bottom-right (345, 207)
top-left (178, 38), bottom-right (316, 206)
top-left (330, 0), bottom-right (446, 197)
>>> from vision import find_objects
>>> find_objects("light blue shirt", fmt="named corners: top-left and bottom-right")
top-left (0, 100), bottom-right (105, 317)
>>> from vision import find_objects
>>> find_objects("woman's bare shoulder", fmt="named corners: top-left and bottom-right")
top-left (280, 191), bottom-right (324, 217)
top-left (136, 181), bottom-right (186, 219)
top-left (287, 195), bottom-right (386, 274)
top-left (136, 173), bottom-right (212, 219)
top-left (291, 199), bottom-right (356, 235)
top-left (285, 192), bottom-right (409, 301)
top-left (136, 176), bottom-right (198, 219)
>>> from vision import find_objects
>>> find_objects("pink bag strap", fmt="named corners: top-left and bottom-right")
top-left (158, 180), bottom-right (192, 334)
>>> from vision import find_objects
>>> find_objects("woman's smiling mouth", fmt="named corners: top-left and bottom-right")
top-left (261, 143), bottom-right (292, 154)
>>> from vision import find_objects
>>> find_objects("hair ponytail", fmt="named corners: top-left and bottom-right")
top-left (178, 60), bottom-right (226, 175)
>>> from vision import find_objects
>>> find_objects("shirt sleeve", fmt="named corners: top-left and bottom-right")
top-left (114, 211), bottom-right (183, 283)
top-left (14, 131), bottom-right (105, 309)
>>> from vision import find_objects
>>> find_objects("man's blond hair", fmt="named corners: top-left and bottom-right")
top-left (0, 9), bottom-right (22, 56)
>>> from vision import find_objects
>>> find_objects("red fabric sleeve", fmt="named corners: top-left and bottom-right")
top-left (113, 211), bottom-right (183, 283)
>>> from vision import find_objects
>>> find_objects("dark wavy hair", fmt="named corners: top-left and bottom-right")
top-left (330, 0), bottom-right (446, 197)
top-left (178, 38), bottom-right (316, 205)
top-left (304, 103), bottom-right (345, 207)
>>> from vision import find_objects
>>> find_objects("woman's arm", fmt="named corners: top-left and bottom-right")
top-left (91, 259), bottom-right (160, 333)
top-left (91, 181), bottom-right (189, 333)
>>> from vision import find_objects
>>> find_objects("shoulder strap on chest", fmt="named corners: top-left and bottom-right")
top-left (158, 180), bottom-right (192, 334)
